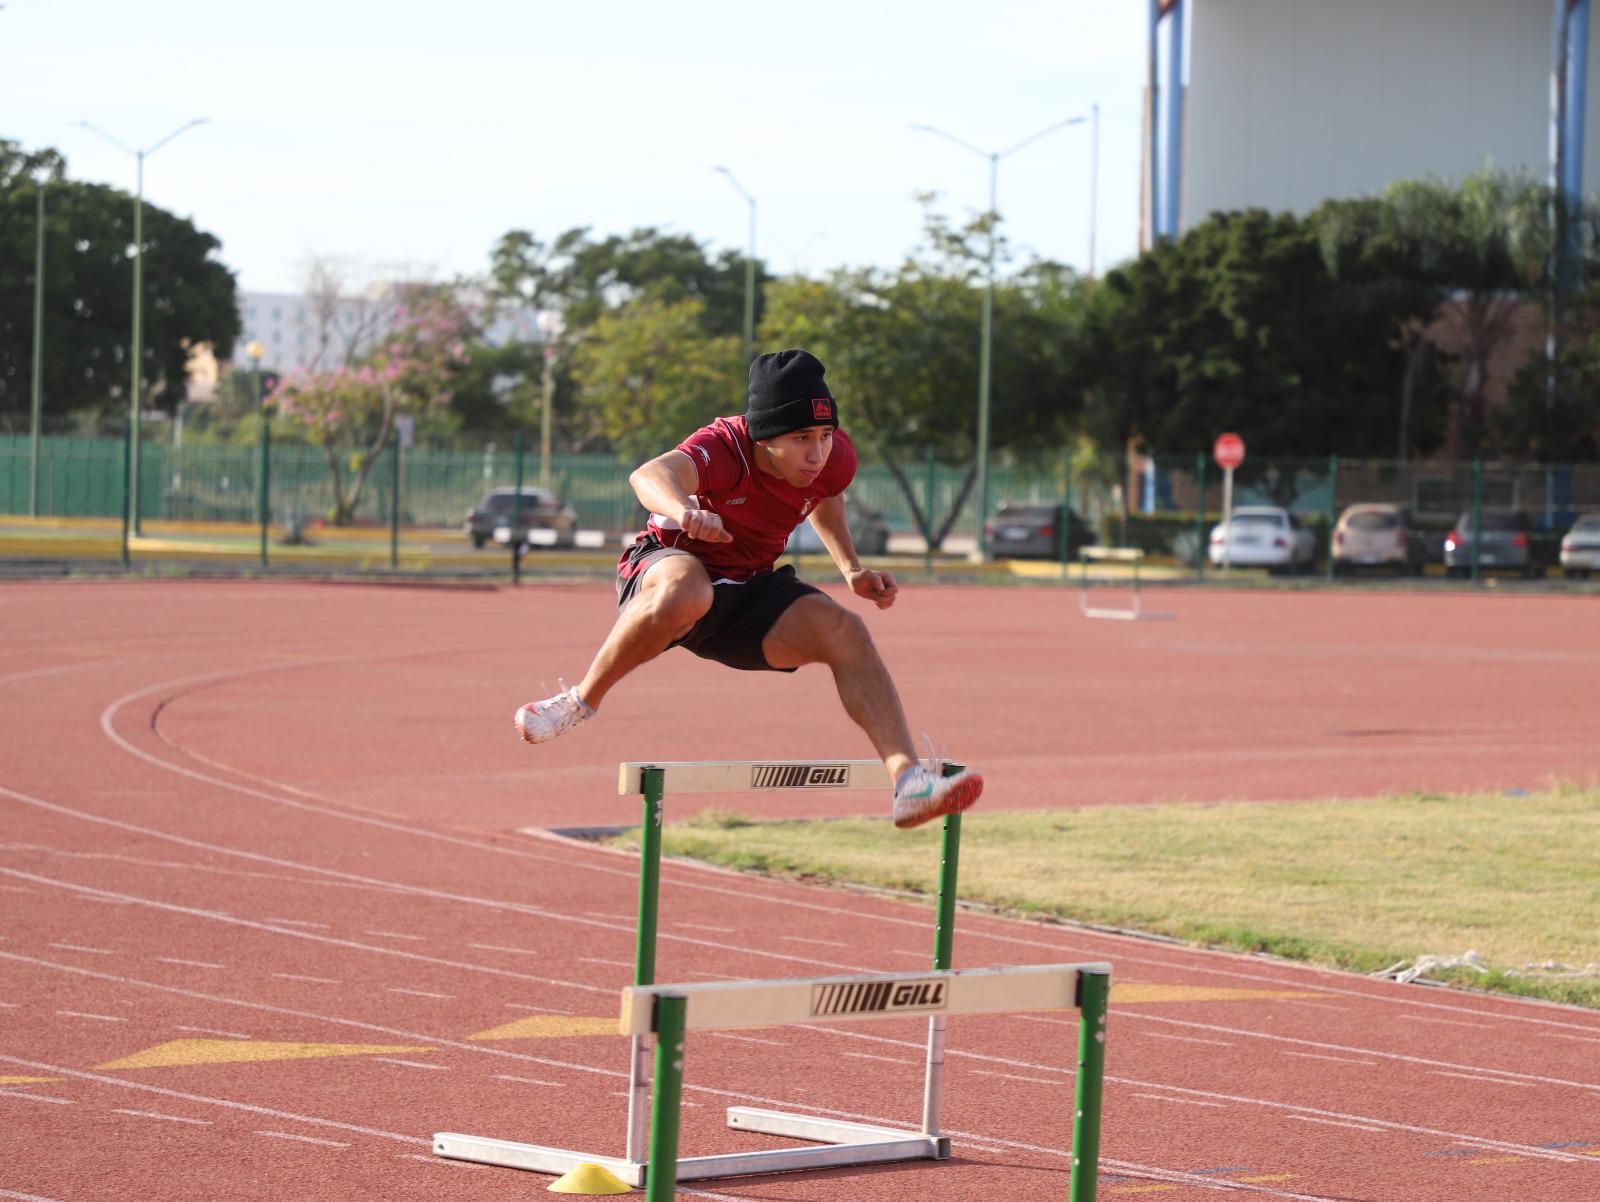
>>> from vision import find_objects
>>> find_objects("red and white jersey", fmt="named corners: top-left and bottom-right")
top-left (620, 415), bottom-right (857, 583)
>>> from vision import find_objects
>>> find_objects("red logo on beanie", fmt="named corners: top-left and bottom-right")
top-left (812, 398), bottom-right (833, 421)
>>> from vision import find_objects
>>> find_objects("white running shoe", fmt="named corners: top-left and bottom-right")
top-left (514, 685), bottom-right (594, 744)
top-left (892, 764), bottom-right (984, 830)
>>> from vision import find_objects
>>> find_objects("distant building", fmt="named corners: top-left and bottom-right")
top-left (1149, 0), bottom-right (1598, 236)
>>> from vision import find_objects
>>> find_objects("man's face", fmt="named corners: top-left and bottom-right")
top-left (757, 424), bottom-right (835, 487)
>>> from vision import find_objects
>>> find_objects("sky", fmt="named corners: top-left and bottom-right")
top-left (4, 0), bottom-right (1149, 297)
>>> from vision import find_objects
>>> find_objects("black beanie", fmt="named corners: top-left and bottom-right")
top-left (745, 349), bottom-right (839, 441)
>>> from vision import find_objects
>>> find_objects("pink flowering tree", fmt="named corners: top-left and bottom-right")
top-left (266, 286), bottom-right (471, 525)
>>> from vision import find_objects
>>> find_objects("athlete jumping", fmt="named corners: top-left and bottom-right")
top-left (514, 348), bottom-right (983, 829)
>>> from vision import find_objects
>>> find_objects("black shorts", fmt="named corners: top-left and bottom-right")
top-left (616, 535), bottom-right (822, 673)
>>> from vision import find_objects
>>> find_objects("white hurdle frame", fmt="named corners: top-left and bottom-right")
top-left (1079, 545), bottom-right (1144, 620)
top-left (434, 758), bottom-right (988, 1188)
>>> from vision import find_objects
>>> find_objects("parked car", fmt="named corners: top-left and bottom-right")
top-left (983, 502), bottom-right (1092, 560)
top-left (1331, 503), bottom-right (1422, 575)
top-left (1442, 510), bottom-right (1540, 578)
top-left (786, 496), bottom-right (891, 555)
top-left (1559, 512), bottom-right (1600, 579)
top-left (465, 487), bottom-right (578, 549)
top-left (1208, 506), bottom-right (1317, 573)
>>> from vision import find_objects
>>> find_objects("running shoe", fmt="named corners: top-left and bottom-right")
top-left (892, 764), bottom-right (984, 829)
top-left (514, 685), bottom-right (594, 744)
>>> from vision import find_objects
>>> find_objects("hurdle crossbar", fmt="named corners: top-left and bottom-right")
top-left (1079, 545), bottom-right (1144, 620)
top-left (634, 963), bottom-right (1111, 1199)
top-left (435, 758), bottom-right (989, 1191)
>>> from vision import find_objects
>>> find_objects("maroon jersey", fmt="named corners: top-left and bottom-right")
top-left (620, 415), bottom-right (858, 583)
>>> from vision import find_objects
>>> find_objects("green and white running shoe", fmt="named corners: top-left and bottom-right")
top-left (891, 764), bottom-right (984, 829)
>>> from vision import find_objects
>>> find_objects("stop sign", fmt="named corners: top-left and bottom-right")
top-left (1213, 433), bottom-right (1246, 470)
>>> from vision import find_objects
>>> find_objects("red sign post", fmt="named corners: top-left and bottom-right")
top-left (1213, 434), bottom-right (1245, 570)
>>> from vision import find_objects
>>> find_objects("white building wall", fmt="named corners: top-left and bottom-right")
top-left (1183, 0), bottom-right (1599, 227)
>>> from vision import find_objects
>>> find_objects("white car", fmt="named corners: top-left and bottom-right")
top-left (1209, 506), bottom-right (1317, 573)
top-left (1559, 512), bottom-right (1600, 579)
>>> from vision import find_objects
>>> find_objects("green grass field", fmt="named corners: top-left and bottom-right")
top-left (614, 785), bottom-right (1600, 1009)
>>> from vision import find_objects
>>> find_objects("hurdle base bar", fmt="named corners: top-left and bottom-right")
top-left (433, 1111), bottom-right (944, 1186)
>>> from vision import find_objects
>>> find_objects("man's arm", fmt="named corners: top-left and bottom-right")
top-left (808, 493), bottom-right (897, 609)
top-left (628, 451), bottom-right (733, 543)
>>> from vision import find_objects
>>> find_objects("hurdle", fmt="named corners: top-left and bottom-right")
top-left (1079, 545), bottom-right (1144, 620)
top-left (433, 758), bottom-right (1089, 1189)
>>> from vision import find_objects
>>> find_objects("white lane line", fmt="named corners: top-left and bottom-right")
top-left (889, 950), bottom-right (930, 959)
top-left (1118, 1011), bottom-right (1600, 1093)
top-left (843, 1052), bottom-right (918, 1066)
top-left (1286, 1115), bottom-right (1387, 1133)
top-left (1142, 1031), bottom-right (1233, 1048)
top-left (176, 1026), bottom-right (252, 1040)
top-left (969, 1069), bottom-right (1062, 1085)
top-left (470, 943), bottom-right (541, 956)
top-left (114, 1108), bottom-right (212, 1126)
top-left (582, 912), bottom-right (634, 922)
top-left (0, 1051), bottom-right (422, 1146)
top-left (504, 1003), bottom-right (571, 1013)
top-left (496, 1075), bottom-right (564, 1087)
top-left (273, 973), bottom-right (340, 984)
top-left (385, 987), bottom-right (453, 1000)
top-left (56, 1010), bottom-right (125, 1022)
top-left (84, 667), bottom-right (1600, 1048)
top-left (265, 918), bottom-right (330, 929)
top-left (158, 957), bottom-right (225, 970)
top-left (1542, 1031), bottom-right (1600, 1045)
top-left (674, 923), bottom-right (734, 933)
top-left (1, 1188), bottom-right (72, 1202)
top-left (1398, 1014), bottom-right (1493, 1030)
top-left (781, 936), bottom-right (850, 947)
top-left (1283, 1051), bottom-right (1377, 1067)
top-left (0, 1001), bottom-right (17, 1008)
top-left (704, 1032), bottom-right (786, 1046)
top-left (0, 1090), bottom-right (74, 1105)
top-left (364, 931), bottom-right (426, 942)
top-left (802, 1023), bottom-right (1590, 1164)
top-left (375, 1059), bottom-right (447, 1071)
top-left (1133, 1093), bottom-right (1227, 1108)
top-left (257, 1130), bottom-right (350, 1149)
top-left (48, 943), bottom-right (113, 955)
top-left (0, 963), bottom-right (1385, 1200)
top-left (1430, 1071), bottom-right (1536, 1088)
top-left (1274, 999), bottom-right (1346, 1012)
top-left (578, 957), bottom-right (634, 969)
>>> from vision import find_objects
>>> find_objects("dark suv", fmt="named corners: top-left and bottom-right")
top-left (465, 487), bottom-right (578, 549)
top-left (1442, 511), bottom-right (1541, 578)
top-left (984, 503), bottom-right (1092, 559)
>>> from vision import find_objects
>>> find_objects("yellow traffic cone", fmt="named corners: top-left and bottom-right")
top-left (547, 1162), bottom-right (632, 1194)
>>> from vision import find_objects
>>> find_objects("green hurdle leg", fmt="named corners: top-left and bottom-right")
top-left (644, 993), bottom-right (687, 1202)
top-left (635, 767), bottom-right (665, 988)
top-left (1069, 968), bottom-right (1109, 1201)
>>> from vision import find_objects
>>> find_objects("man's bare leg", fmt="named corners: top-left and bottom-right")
top-left (516, 555), bottom-right (712, 744)
top-left (762, 595), bottom-right (919, 780)
top-left (576, 553), bottom-right (713, 709)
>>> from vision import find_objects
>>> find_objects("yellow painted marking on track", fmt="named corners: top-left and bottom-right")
top-left (1111, 985), bottom-right (1325, 1004)
top-left (468, 1015), bottom-right (619, 1041)
top-left (95, 1039), bottom-right (431, 1070)
top-left (1237, 1174), bottom-right (1300, 1183)
top-left (0, 1075), bottom-right (58, 1085)
top-left (1465, 1156), bottom-right (1525, 1165)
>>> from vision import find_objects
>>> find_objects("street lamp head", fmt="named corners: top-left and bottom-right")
top-left (246, 340), bottom-right (264, 365)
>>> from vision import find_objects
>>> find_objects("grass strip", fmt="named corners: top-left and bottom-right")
top-left (611, 785), bottom-right (1600, 1009)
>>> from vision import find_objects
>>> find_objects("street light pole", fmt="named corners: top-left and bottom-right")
top-left (713, 166), bottom-right (757, 365)
top-left (913, 115), bottom-right (1088, 558)
top-left (29, 169), bottom-right (47, 517)
top-left (75, 116), bottom-right (209, 535)
top-left (535, 309), bottom-right (565, 491)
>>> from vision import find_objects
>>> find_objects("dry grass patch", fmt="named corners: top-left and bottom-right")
top-left (613, 786), bottom-right (1600, 1008)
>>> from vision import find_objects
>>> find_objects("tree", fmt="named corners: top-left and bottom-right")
top-left (761, 207), bottom-right (1085, 547)
top-left (266, 285), bottom-right (471, 524)
top-left (0, 140), bottom-right (239, 425)
top-left (568, 297), bottom-right (742, 464)
top-left (1083, 208), bottom-right (1427, 508)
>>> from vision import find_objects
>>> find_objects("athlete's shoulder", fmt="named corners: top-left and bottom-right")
top-left (677, 416), bottom-right (751, 492)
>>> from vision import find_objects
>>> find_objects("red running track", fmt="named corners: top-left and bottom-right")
top-left (1, 579), bottom-right (1597, 1202)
